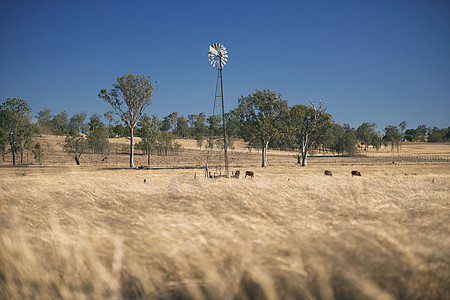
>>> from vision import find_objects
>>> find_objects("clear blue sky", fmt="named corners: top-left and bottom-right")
top-left (1, 0), bottom-right (449, 131)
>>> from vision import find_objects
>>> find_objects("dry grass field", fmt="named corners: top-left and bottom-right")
top-left (0, 137), bottom-right (449, 299)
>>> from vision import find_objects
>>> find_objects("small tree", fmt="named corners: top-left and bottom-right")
top-left (137, 114), bottom-right (161, 166)
top-left (36, 109), bottom-right (53, 135)
top-left (64, 134), bottom-right (88, 165)
top-left (175, 115), bottom-right (190, 138)
top-left (33, 142), bottom-right (44, 164)
top-left (99, 73), bottom-right (157, 168)
top-left (52, 111), bottom-right (69, 135)
top-left (399, 121), bottom-right (407, 149)
top-left (0, 98), bottom-right (32, 165)
top-left (196, 134), bottom-right (205, 150)
top-left (68, 111), bottom-right (87, 135)
top-left (236, 89), bottom-right (289, 167)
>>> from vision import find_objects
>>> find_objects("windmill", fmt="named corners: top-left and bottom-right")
top-left (206, 43), bottom-right (229, 178)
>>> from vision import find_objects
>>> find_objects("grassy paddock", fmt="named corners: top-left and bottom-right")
top-left (0, 163), bottom-right (449, 299)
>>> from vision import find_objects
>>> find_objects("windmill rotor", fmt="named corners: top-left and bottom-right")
top-left (208, 43), bottom-right (228, 69)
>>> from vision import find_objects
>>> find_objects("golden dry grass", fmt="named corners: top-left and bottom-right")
top-left (0, 161), bottom-right (449, 299)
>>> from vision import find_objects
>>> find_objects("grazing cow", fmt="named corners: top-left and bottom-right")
top-left (351, 170), bottom-right (361, 176)
top-left (245, 171), bottom-right (254, 178)
top-left (235, 170), bottom-right (240, 178)
top-left (324, 170), bottom-right (332, 176)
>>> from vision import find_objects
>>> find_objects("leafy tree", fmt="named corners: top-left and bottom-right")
top-left (175, 115), bottom-right (190, 138)
top-left (225, 111), bottom-right (240, 138)
top-left (399, 121), bottom-right (407, 149)
top-left (32, 142), bottom-right (44, 164)
top-left (0, 98), bottom-right (32, 165)
top-left (113, 124), bottom-right (129, 138)
top-left (383, 125), bottom-right (401, 152)
top-left (207, 115), bottom-right (221, 138)
top-left (416, 124), bottom-right (428, 137)
top-left (103, 111), bottom-right (117, 137)
top-left (64, 134), bottom-right (88, 165)
top-left (404, 128), bottom-right (418, 142)
top-left (99, 73), bottom-right (157, 168)
top-left (356, 122), bottom-right (377, 151)
top-left (236, 89), bottom-right (289, 167)
top-left (52, 111), bottom-right (69, 135)
top-left (87, 113), bottom-right (103, 132)
top-left (289, 101), bottom-right (330, 166)
top-left (17, 124), bottom-right (35, 164)
top-left (0, 128), bottom-right (7, 162)
top-left (428, 127), bottom-right (450, 142)
top-left (137, 114), bottom-right (161, 165)
top-left (193, 113), bottom-right (207, 137)
top-left (68, 111), bottom-right (87, 135)
top-left (196, 135), bottom-right (206, 150)
top-left (36, 108), bottom-right (53, 134)
top-left (161, 112), bottom-right (178, 132)
top-left (371, 132), bottom-right (381, 151)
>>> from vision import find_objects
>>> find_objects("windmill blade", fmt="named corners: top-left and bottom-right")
top-left (209, 45), bottom-right (218, 56)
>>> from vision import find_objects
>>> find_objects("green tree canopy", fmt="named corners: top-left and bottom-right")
top-left (236, 89), bottom-right (289, 167)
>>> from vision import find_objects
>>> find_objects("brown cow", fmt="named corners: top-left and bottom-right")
top-left (235, 170), bottom-right (240, 178)
top-left (245, 171), bottom-right (254, 178)
top-left (324, 170), bottom-right (332, 176)
top-left (351, 170), bottom-right (361, 176)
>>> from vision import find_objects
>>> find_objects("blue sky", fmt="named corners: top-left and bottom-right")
top-left (1, 0), bottom-right (449, 131)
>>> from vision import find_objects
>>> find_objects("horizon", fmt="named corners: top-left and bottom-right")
top-left (1, 0), bottom-right (449, 130)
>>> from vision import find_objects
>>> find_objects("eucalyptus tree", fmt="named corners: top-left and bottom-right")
top-left (236, 89), bottom-right (288, 167)
top-left (68, 111), bottom-right (87, 135)
top-left (356, 122), bottom-right (377, 151)
top-left (36, 108), bottom-right (53, 134)
top-left (99, 73), bottom-right (157, 168)
top-left (137, 114), bottom-right (161, 166)
top-left (0, 98), bottom-right (32, 165)
top-left (399, 121), bottom-right (407, 149)
top-left (87, 114), bottom-right (109, 155)
top-left (383, 125), bottom-right (401, 152)
top-left (289, 101), bottom-right (330, 166)
top-left (64, 133), bottom-right (88, 165)
top-left (175, 115), bottom-right (190, 138)
top-left (52, 111), bottom-right (69, 135)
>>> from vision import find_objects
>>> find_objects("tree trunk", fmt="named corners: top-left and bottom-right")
top-left (130, 127), bottom-right (134, 168)
top-left (11, 145), bottom-right (16, 165)
top-left (147, 150), bottom-right (151, 166)
top-left (301, 135), bottom-right (308, 166)
top-left (75, 155), bottom-right (80, 165)
top-left (302, 152), bottom-right (308, 166)
top-left (297, 154), bottom-right (301, 164)
top-left (261, 140), bottom-right (269, 167)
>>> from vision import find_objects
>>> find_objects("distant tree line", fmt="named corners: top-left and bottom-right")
top-left (2, 84), bottom-right (449, 167)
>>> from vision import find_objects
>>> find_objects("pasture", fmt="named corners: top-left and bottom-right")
top-left (0, 139), bottom-right (449, 299)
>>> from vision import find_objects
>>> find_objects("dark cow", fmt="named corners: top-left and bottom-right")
top-left (351, 170), bottom-right (361, 176)
top-left (235, 170), bottom-right (240, 178)
top-left (245, 171), bottom-right (254, 178)
top-left (324, 170), bottom-right (332, 176)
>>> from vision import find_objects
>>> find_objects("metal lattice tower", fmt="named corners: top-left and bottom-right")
top-left (206, 43), bottom-right (229, 178)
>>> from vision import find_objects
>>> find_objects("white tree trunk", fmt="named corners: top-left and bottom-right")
top-left (130, 127), bottom-right (134, 168)
top-left (261, 140), bottom-right (269, 167)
